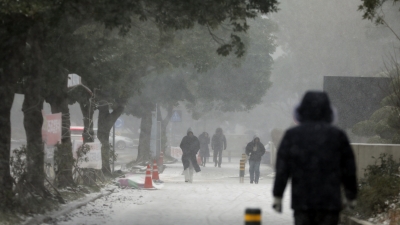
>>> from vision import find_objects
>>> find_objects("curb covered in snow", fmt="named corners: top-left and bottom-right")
top-left (341, 215), bottom-right (376, 225)
top-left (22, 189), bottom-right (114, 225)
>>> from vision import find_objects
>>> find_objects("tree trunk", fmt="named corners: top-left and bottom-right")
top-left (23, 25), bottom-right (46, 193)
top-left (161, 104), bottom-right (174, 155)
top-left (97, 105), bottom-right (112, 176)
top-left (76, 96), bottom-right (95, 185)
top-left (23, 75), bottom-right (45, 193)
top-left (97, 101), bottom-right (125, 176)
top-left (48, 83), bottom-right (74, 187)
top-left (0, 85), bottom-right (15, 209)
top-left (136, 110), bottom-right (152, 164)
top-left (78, 98), bottom-right (95, 143)
top-left (0, 24), bottom-right (27, 209)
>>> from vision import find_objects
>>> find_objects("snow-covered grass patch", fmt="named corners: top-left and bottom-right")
top-left (51, 189), bottom-right (146, 225)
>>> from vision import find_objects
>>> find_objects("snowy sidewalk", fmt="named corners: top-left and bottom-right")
top-left (49, 160), bottom-right (294, 225)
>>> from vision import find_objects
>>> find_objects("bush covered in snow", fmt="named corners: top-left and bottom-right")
top-left (357, 153), bottom-right (400, 217)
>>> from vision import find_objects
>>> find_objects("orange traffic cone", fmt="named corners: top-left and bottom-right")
top-left (144, 164), bottom-right (154, 189)
top-left (152, 160), bottom-right (160, 181)
top-left (158, 151), bottom-right (164, 166)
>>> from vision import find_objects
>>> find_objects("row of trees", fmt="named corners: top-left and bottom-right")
top-left (126, 17), bottom-right (277, 163)
top-left (0, 0), bottom-right (278, 210)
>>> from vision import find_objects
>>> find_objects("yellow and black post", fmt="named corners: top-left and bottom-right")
top-left (240, 159), bottom-right (245, 183)
top-left (242, 153), bottom-right (247, 162)
top-left (245, 208), bottom-right (261, 225)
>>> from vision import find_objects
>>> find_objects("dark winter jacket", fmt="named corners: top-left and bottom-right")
top-left (273, 91), bottom-right (357, 211)
top-left (211, 128), bottom-right (227, 151)
top-left (245, 138), bottom-right (266, 161)
top-left (198, 132), bottom-right (210, 157)
top-left (180, 132), bottom-right (201, 172)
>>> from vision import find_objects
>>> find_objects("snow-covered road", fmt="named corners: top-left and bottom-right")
top-left (49, 160), bottom-right (294, 225)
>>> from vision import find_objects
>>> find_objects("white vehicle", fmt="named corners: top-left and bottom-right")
top-left (70, 127), bottom-right (136, 150)
top-left (109, 135), bottom-right (135, 150)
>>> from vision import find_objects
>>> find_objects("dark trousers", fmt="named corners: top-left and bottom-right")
top-left (213, 150), bottom-right (223, 166)
top-left (249, 160), bottom-right (261, 182)
top-left (201, 156), bottom-right (207, 165)
top-left (294, 210), bottom-right (339, 225)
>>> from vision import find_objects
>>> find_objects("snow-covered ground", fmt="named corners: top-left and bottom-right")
top-left (47, 159), bottom-right (293, 225)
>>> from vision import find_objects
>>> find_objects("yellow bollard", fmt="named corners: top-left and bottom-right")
top-left (240, 159), bottom-right (245, 183)
top-left (242, 153), bottom-right (247, 162)
top-left (245, 208), bottom-right (261, 225)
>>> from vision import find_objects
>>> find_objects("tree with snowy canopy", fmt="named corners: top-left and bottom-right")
top-left (0, 0), bottom-right (279, 209)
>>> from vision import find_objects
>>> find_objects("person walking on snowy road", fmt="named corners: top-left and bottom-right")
top-left (245, 136), bottom-right (265, 184)
top-left (211, 128), bottom-right (227, 168)
top-left (272, 91), bottom-right (357, 225)
top-left (180, 128), bottom-right (201, 183)
top-left (198, 132), bottom-right (210, 167)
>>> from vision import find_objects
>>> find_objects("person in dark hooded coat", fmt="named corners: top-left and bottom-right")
top-left (211, 128), bottom-right (227, 168)
top-left (180, 129), bottom-right (201, 183)
top-left (198, 132), bottom-right (210, 167)
top-left (272, 91), bottom-right (357, 225)
top-left (245, 136), bottom-right (265, 184)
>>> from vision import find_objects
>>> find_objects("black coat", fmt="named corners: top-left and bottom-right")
top-left (198, 133), bottom-right (210, 157)
top-left (211, 134), bottom-right (226, 151)
top-left (273, 91), bottom-right (357, 211)
top-left (180, 135), bottom-right (201, 172)
top-left (245, 140), bottom-right (266, 161)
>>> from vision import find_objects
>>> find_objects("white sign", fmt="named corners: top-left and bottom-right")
top-left (68, 74), bottom-right (82, 88)
top-left (73, 140), bottom-right (102, 170)
top-left (45, 146), bottom-right (55, 159)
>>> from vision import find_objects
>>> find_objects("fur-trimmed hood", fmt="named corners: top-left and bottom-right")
top-left (294, 91), bottom-right (336, 124)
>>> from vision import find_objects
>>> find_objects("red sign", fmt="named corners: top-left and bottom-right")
top-left (44, 113), bottom-right (62, 146)
top-left (170, 147), bottom-right (183, 160)
top-left (42, 111), bottom-right (47, 143)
